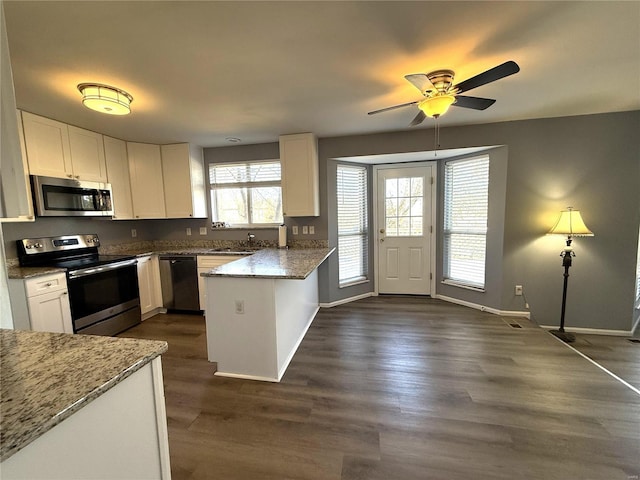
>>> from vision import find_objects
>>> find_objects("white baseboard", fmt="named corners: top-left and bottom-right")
top-left (435, 294), bottom-right (531, 319)
top-left (319, 291), bottom-right (376, 308)
top-left (538, 325), bottom-right (633, 337)
top-left (214, 371), bottom-right (279, 382)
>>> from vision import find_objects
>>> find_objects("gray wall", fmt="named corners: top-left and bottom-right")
top-left (315, 111), bottom-right (639, 332)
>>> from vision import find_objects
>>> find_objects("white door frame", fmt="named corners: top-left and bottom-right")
top-left (373, 161), bottom-right (437, 296)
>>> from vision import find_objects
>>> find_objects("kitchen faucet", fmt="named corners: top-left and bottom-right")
top-left (247, 232), bottom-right (255, 248)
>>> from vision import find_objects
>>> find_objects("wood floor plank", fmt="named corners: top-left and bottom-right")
top-left (118, 297), bottom-right (640, 480)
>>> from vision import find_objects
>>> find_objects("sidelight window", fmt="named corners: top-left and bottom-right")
top-left (443, 155), bottom-right (489, 289)
top-left (209, 160), bottom-right (283, 226)
top-left (337, 164), bottom-right (368, 287)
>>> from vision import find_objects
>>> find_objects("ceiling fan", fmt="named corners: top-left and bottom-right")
top-left (368, 60), bottom-right (520, 126)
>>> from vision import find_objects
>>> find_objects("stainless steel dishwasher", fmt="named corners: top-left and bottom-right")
top-left (159, 255), bottom-right (200, 312)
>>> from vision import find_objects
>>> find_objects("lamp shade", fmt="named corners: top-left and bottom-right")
top-left (548, 207), bottom-right (593, 237)
top-left (418, 95), bottom-right (456, 118)
top-left (77, 83), bottom-right (133, 115)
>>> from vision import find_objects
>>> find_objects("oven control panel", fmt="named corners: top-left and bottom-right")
top-left (19, 234), bottom-right (101, 255)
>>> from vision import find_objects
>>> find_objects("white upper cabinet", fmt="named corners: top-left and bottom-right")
top-left (0, 2), bottom-right (33, 221)
top-left (21, 111), bottom-right (72, 178)
top-left (104, 136), bottom-right (134, 220)
top-left (127, 142), bottom-right (166, 218)
top-left (67, 125), bottom-right (108, 182)
top-left (21, 111), bottom-right (107, 182)
top-left (161, 143), bottom-right (207, 219)
top-left (279, 133), bottom-right (319, 217)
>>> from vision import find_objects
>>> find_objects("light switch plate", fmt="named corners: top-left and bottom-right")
top-left (199, 227), bottom-right (207, 235)
top-left (131, 229), bottom-right (137, 238)
top-left (186, 227), bottom-right (192, 236)
top-left (302, 226), bottom-right (309, 234)
top-left (292, 226), bottom-right (299, 235)
top-left (309, 226), bottom-right (315, 235)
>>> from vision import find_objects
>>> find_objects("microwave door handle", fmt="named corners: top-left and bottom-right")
top-left (68, 259), bottom-right (138, 279)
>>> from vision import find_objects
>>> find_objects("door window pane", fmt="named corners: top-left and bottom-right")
top-left (385, 176), bottom-right (423, 237)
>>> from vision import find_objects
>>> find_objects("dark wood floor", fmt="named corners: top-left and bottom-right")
top-left (118, 296), bottom-right (640, 480)
top-left (570, 334), bottom-right (640, 390)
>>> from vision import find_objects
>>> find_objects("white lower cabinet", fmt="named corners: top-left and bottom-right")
top-left (8, 272), bottom-right (73, 333)
top-left (137, 255), bottom-right (163, 319)
top-left (1, 357), bottom-right (171, 480)
top-left (197, 255), bottom-right (244, 314)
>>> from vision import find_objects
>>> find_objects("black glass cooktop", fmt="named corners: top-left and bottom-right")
top-left (49, 254), bottom-right (136, 270)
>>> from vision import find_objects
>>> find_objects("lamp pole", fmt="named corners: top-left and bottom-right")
top-left (552, 237), bottom-right (576, 343)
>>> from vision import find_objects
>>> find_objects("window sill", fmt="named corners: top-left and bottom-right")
top-left (339, 277), bottom-right (369, 289)
top-left (211, 225), bottom-right (280, 231)
top-left (441, 279), bottom-right (485, 292)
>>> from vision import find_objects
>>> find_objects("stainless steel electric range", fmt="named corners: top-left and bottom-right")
top-left (17, 234), bottom-right (141, 336)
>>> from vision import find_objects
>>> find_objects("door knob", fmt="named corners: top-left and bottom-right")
top-left (380, 238), bottom-right (385, 242)
top-left (379, 228), bottom-right (385, 233)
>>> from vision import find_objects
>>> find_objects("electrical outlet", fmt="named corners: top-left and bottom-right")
top-left (131, 229), bottom-right (137, 238)
top-left (235, 300), bottom-right (244, 314)
top-left (309, 226), bottom-right (315, 235)
top-left (292, 226), bottom-right (299, 235)
top-left (186, 227), bottom-right (192, 236)
top-left (302, 226), bottom-right (309, 235)
top-left (515, 285), bottom-right (523, 296)
top-left (199, 227), bottom-right (207, 235)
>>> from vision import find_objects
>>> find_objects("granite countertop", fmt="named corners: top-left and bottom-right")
top-left (0, 329), bottom-right (167, 462)
top-left (202, 247), bottom-right (335, 279)
top-left (7, 265), bottom-right (67, 280)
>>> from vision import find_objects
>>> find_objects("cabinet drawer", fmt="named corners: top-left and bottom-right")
top-left (25, 272), bottom-right (67, 297)
top-left (197, 255), bottom-right (244, 269)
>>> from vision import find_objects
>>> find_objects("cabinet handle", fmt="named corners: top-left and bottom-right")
top-left (61, 291), bottom-right (68, 296)
top-left (74, 175), bottom-right (80, 179)
top-left (67, 174), bottom-right (73, 178)
top-left (44, 282), bottom-right (52, 287)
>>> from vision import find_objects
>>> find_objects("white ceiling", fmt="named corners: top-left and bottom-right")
top-left (4, 1), bottom-right (639, 148)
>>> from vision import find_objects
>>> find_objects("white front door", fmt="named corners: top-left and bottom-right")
top-left (377, 165), bottom-right (434, 295)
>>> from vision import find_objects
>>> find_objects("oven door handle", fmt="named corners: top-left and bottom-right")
top-left (67, 258), bottom-right (138, 279)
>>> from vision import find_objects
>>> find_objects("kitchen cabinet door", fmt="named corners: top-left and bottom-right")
top-left (138, 255), bottom-right (162, 318)
top-left (161, 143), bottom-right (207, 219)
top-left (127, 142), bottom-right (166, 218)
top-left (104, 136), bottom-right (134, 219)
top-left (67, 125), bottom-right (107, 182)
top-left (279, 133), bottom-right (319, 217)
top-left (27, 288), bottom-right (73, 334)
top-left (21, 111), bottom-right (73, 178)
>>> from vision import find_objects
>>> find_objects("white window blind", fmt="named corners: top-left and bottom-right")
top-left (337, 164), bottom-right (368, 286)
top-left (443, 156), bottom-right (489, 289)
top-left (209, 160), bottom-right (283, 226)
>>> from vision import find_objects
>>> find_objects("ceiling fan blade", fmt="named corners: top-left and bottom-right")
top-left (453, 95), bottom-right (496, 110)
top-left (409, 111), bottom-right (426, 126)
top-left (404, 73), bottom-right (432, 93)
top-left (454, 60), bottom-right (520, 94)
top-left (368, 101), bottom-right (418, 115)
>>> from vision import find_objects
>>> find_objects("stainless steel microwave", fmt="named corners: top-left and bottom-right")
top-left (31, 175), bottom-right (114, 217)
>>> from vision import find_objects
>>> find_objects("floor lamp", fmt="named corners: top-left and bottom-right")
top-left (547, 207), bottom-right (594, 342)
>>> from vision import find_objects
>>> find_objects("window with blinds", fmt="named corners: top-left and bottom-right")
top-left (209, 160), bottom-right (283, 226)
top-left (443, 155), bottom-right (490, 289)
top-left (337, 164), bottom-right (368, 287)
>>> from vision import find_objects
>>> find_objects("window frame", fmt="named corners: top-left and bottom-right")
top-left (337, 163), bottom-right (369, 288)
top-left (209, 159), bottom-right (283, 227)
top-left (442, 155), bottom-right (490, 290)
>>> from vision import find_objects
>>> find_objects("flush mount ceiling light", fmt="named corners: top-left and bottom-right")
top-left (77, 83), bottom-right (133, 115)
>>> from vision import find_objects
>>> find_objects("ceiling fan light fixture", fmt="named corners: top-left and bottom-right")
top-left (77, 83), bottom-right (133, 115)
top-left (418, 95), bottom-right (456, 118)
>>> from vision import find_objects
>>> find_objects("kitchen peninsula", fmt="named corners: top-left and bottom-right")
top-left (202, 247), bottom-right (334, 382)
